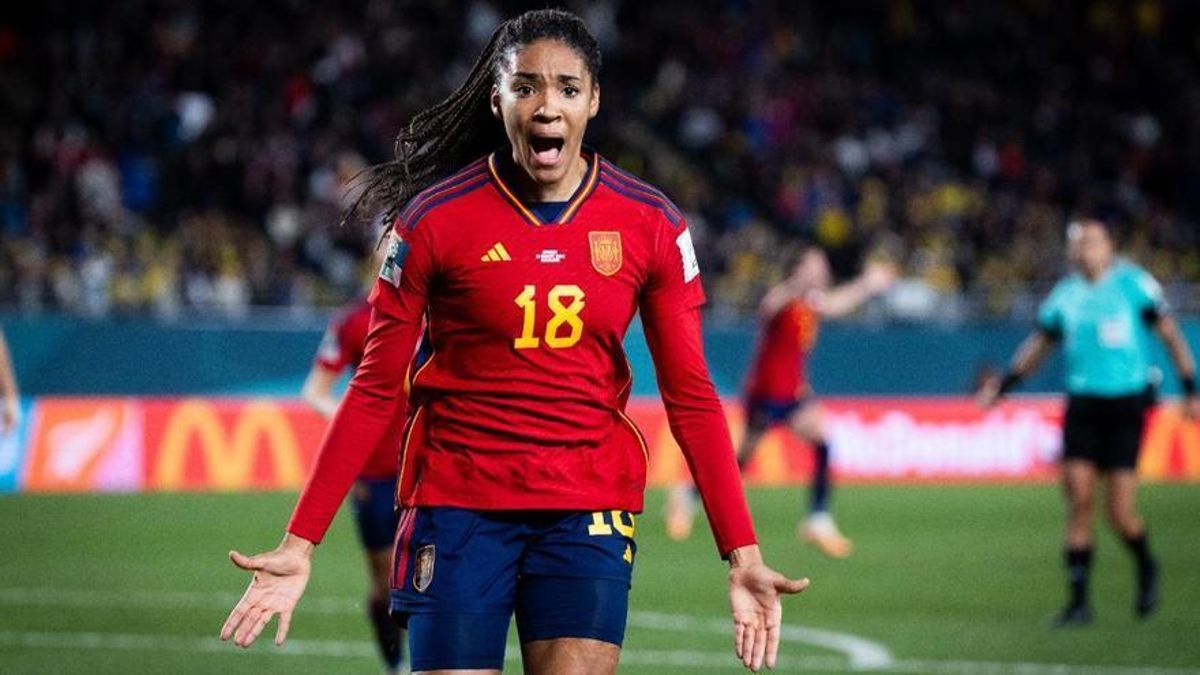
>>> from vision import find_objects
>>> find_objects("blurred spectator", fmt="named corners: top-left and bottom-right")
top-left (1, 0), bottom-right (1199, 320)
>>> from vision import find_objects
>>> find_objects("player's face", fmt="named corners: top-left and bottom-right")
top-left (492, 39), bottom-right (600, 191)
top-left (1069, 222), bottom-right (1113, 276)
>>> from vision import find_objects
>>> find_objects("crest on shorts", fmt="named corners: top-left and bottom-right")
top-left (589, 231), bottom-right (622, 276)
top-left (413, 544), bottom-right (435, 592)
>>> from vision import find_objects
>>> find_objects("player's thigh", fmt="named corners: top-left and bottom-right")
top-left (516, 511), bottom-right (635, 648)
top-left (790, 399), bottom-right (824, 442)
top-left (521, 637), bottom-right (620, 675)
top-left (352, 477), bottom-right (400, 553)
top-left (392, 508), bottom-right (523, 672)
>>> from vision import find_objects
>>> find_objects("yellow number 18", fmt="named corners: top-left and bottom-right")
top-left (514, 284), bottom-right (585, 350)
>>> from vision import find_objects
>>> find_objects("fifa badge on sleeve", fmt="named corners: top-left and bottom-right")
top-left (379, 232), bottom-right (409, 287)
top-left (588, 231), bottom-right (622, 276)
top-left (413, 544), bottom-right (435, 592)
top-left (676, 229), bottom-right (700, 282)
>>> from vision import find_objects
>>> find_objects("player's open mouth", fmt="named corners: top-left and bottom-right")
top-left (529, 135), bottom-right (565, 167)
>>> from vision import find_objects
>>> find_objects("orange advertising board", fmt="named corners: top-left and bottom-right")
top-left (11, 396), bottom-right (1200, 492)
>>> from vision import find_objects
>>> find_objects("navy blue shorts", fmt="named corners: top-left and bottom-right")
top-left (350, 477), bottom-right (399, 551)
top-left (389, 507), bottom-right (637, 672)
top-left (744, 396), bottom-right (807, 430)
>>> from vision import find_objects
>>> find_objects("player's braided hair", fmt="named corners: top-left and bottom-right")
top-left (344, 9), bottom-right (602, 232)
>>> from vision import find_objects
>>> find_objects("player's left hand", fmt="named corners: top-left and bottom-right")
top-left (220, 534), bottom-right (313, 649)
top-left (728, 544), bottom-right (810, 671)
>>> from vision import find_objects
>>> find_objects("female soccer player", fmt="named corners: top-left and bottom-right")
top-left (667, 247), bottom-right (895, 558)
top-left (980, 219), bottom-right (1199, 627)
top-left (220, 10), bottom-right (808, 673)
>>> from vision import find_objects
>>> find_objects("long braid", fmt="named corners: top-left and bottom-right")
top-left (343, 9), bottom-right (601, 232)
top-left (342, 25), bottom-right (506, 230)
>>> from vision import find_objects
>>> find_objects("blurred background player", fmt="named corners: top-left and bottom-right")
top-left (0, 330), bottom-right (19, 434)
top-left (300, 243), bottom-right (405, 674)
top-left (666, 246), bottom-right (895, 557)
top-left (980, 218), bottom-right (1200, 627)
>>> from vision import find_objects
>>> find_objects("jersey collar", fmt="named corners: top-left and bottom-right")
top-left (487, 147), bottom-right (600, 227)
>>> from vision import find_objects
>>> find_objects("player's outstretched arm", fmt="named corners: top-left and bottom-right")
top-left (0, 332), bottom-right (20, 434)
top-left (220, 533), bottom-right (314, 648)
top-left (300, 364), bottom-right (341, 419)
top-left (728, 544), bottom-right (810, 671)
top-left (978, 331), bottom-right (1056, 408)
top-left (641, 304), bottom-right (810, 671)
top-left (816, 259), bottom-right (897, 318)
top-left (1154, 315), bottom-right (1200, 419)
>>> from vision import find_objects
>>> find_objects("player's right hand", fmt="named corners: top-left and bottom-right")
top-left (976, 374), bottom-right (1002, 409)
top-left (862, 260), bottom-right (899, 294)
top-left (220, 534), bottom-right (314, 649)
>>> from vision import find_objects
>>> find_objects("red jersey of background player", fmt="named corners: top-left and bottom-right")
top-left (289, 151), bottom-right (754, 555)
top-left (314, 300), bottom-right (399, 479)
top-left (744, 298), bottom-right (820, 402)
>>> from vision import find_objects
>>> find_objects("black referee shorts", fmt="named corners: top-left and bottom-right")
top-left (1062, 391), bottom-right (1152, 471)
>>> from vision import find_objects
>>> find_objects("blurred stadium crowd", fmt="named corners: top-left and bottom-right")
top-left (1, 0), bottom-right (1199, 319)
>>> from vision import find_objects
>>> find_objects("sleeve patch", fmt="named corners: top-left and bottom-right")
top-left (676, 229), bottom-right (700, 283)
top-left (379, 232), bottom-right (409, 288)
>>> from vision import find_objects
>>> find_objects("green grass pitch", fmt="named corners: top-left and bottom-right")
top-left (1, 485), bottom-right (1197, 674)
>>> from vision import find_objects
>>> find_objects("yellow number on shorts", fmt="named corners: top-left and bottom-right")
top-left (587, 511), bottom-right (614, 536)
top-left (587, 511), bottom-right (636, 538)
top-left (513, 284), bottom-right (585, 350)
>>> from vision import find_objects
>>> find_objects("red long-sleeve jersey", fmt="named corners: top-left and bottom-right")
top-left (744, 299), bottom-right (820, 401)
top-left (313, 300), bottom-right (399, 479)
top-left (289, 151), bottom-right (756, 556)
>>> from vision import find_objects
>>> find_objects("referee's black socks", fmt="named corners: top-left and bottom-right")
top-left (1122, 531), bottom-right (1154, 572)
top-left (1064, 546), bottom-right (1093, 609)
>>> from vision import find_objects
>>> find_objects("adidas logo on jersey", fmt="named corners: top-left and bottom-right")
top-left (536, 249), bottom-right (566, 263)
top-left (481, 242), bottom-right (512, 262)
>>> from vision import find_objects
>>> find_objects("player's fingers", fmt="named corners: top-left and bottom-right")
top-left (229, 550), bottom-right (263, 571)
top-left (777, 576), bottom-right (811, 595)
top-left (234, 607), bottom-right (264, 648)
top-left (245, 609), bottom-right (274, 648)
top-left (751, 621), bottom-right (768, 672)
top-left (741, 625), bottom-right (756, 669)
top-left (275, 611), bottom-right (293, 646)
top-left (734, 621), bottom-right (745, 659)
top-left (765, 623), bottom-right (781, 670)
top-left (220, 602), bottom-right (249, 641)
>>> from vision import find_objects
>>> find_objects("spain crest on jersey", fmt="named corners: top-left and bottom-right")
top-left (589, 231), bottom-right (622, 276)
top-left (413, 544), bottom-right (435, 592)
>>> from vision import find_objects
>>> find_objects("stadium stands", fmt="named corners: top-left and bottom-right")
top-left (2, 0), bottom-right (1198, 318)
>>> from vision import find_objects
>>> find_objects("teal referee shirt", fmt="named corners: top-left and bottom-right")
top-left (1037, 259), bottom-right (1166, 398)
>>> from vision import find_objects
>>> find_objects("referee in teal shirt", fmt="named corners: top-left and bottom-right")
top-left (981, 219), bottom-right (1199, 627)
